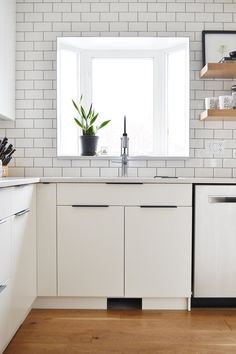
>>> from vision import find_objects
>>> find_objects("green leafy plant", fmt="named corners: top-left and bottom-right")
top-left (72, 96), bottom-right (111, 136)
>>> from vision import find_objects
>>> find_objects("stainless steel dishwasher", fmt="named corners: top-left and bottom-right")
top-left (194, 185), bottom-right (236, 298)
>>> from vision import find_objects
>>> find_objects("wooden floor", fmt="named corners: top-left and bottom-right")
top-left (4, 309), bottom-right (236, 354)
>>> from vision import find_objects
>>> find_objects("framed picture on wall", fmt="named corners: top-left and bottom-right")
top-left (202, 30), bottom-right (236, 66)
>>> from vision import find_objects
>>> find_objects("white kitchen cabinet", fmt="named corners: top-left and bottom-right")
top-left (37, 183), bottom-right (57, 296)
top-left (0, 282), bottom-right (11, 354)
top-left (0, 0), bottom-right (15, 120)
top-left (11, 184), bottom-right (36, 215)
top-left (0, 184), bottom-right (37, 353)
top-left (11, 185), bottom-right (37, 332)
top-left (0, 217), bottom-right (11, 354)
top-left (58, 205), bottom-right (124, 297)
top-left (38, 182), bottom-right (192, 310)
top-left (57, 183), bottom-right (192, 206)
top-left (0, 218), bottom-right (11, 286)
top-left (125, 206), bottom-right (192, 298)
top-left (0, 188), bottom-right (11, 220)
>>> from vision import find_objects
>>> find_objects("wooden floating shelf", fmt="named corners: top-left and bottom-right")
top-left (200, 109), bottom-right (236, 121)
top-left (200, 63), bottom-right (236, 79)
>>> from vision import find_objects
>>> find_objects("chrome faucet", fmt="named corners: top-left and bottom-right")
top-left (112, 116), bottom-right (129, 177)
top-left (120, 116), bottom-right (129, 177)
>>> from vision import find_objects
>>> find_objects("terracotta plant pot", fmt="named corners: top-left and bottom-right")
top-left (80, 135), bottom-right (99, 156)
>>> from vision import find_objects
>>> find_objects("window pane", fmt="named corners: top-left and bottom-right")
top-left (167, 48), bottom-right (189, 156)
top-left (92, 58), bottom-right (153, 156)
top-left (58, 49), bottom-right (78, 156)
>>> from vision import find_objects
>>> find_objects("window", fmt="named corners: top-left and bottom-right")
top-left (57, 47), bottom-right (78, 156)
top-left (57, 38), bottom-right (189, 157)
top-left (166, 47), bottom-right (189, 156)
top-left (91, 55), bottom-right (154, 155)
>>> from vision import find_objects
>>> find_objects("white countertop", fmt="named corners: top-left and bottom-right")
top-left (1, 176), bottom-right (236, 188)
top-left (0, 177), bottom-right (40, 188)
top-left (40, 177), bottom-right (236, 184)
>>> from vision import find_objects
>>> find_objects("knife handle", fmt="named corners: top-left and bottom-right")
top-left (3, 156), bottom-right (12, 166)
top-left (6, 149), bottom-right (16, 158)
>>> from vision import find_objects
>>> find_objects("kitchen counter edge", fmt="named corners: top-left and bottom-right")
top-left (2, 176), bottom-right (236, 188)
top-left (40, 177), bottom-right (236, 184)
top-left (0, 177), bottom-right (40, 188)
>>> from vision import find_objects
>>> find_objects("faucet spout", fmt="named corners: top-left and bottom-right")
top-left (120, 116), bottom-right (129, 177)
top-left (121, 152), bottom-right (128, 177)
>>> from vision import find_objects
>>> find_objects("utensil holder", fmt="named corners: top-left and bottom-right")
top-left (2, 166), bottom-right (9, 177)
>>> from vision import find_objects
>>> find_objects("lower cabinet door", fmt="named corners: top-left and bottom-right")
top-left (0, 218), bottom-right (11, 353)
top-left (58, 206), bottom-right (124, 297)
top-left (125, 206), bottom-right (192, 298)
top-left (11, 195), bottom-right (36, 331)
top-left (0, 218), bottom-right (11, 286)
top-left (0, 282), bottom-right (11, 354)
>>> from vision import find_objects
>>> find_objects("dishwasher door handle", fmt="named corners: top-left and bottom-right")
top-left (209, 196), bottom-right (236, 203)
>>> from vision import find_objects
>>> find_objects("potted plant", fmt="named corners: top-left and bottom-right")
top-left (72, 96), bottom-right (111, 156)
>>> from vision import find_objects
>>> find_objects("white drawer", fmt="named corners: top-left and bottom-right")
top-left (11, 184), bottom-right (34, 215)
top-left (57, 183), bottom-right (192, 206)
top-left (0, 188), bottom-right (11, 220)
top-left (0, 218), bottom-right (11, 285)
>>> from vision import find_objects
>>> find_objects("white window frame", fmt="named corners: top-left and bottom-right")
top-left (57, 41), bottom-right (189, 157)
top-left (79, 49), bottom-right (169, 156)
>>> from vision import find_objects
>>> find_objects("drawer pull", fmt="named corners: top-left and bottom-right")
top-left (140, 205), bottom-right (178, 208)
top-left (0, 285), bottom-right (7, 294)
top-left (106, 182), bottom-right (143, 185)
top-left (15, 208), bottom-right (30, 217)
top-left (72, 205), bottom-right (109, 208)
top-left (0, 218), bottom-right (8, 225)
top-left (15, 184), bottom-right (29, 188)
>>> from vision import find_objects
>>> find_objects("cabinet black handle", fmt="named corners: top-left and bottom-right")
top-left (72, 205), bottom-right (109, 208)
top-left (106, 182), bottom-right (143, 185)
top-left (15, 184), bottom-right (30, 188)
top-left (140, 205), bottom-right (178, 208)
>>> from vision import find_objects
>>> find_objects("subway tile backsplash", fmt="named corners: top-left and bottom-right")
top-left (1, 0), bottom-right (236, 178)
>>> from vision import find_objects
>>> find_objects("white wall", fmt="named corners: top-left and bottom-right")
top-left (1, 0), bottom-right (236, 178)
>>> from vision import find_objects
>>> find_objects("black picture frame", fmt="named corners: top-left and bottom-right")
top-left (202, 30), bottom-right (236, 66)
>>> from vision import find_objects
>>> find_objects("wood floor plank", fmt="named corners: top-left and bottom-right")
top-left (4, 309), bottom-right (236, 354)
